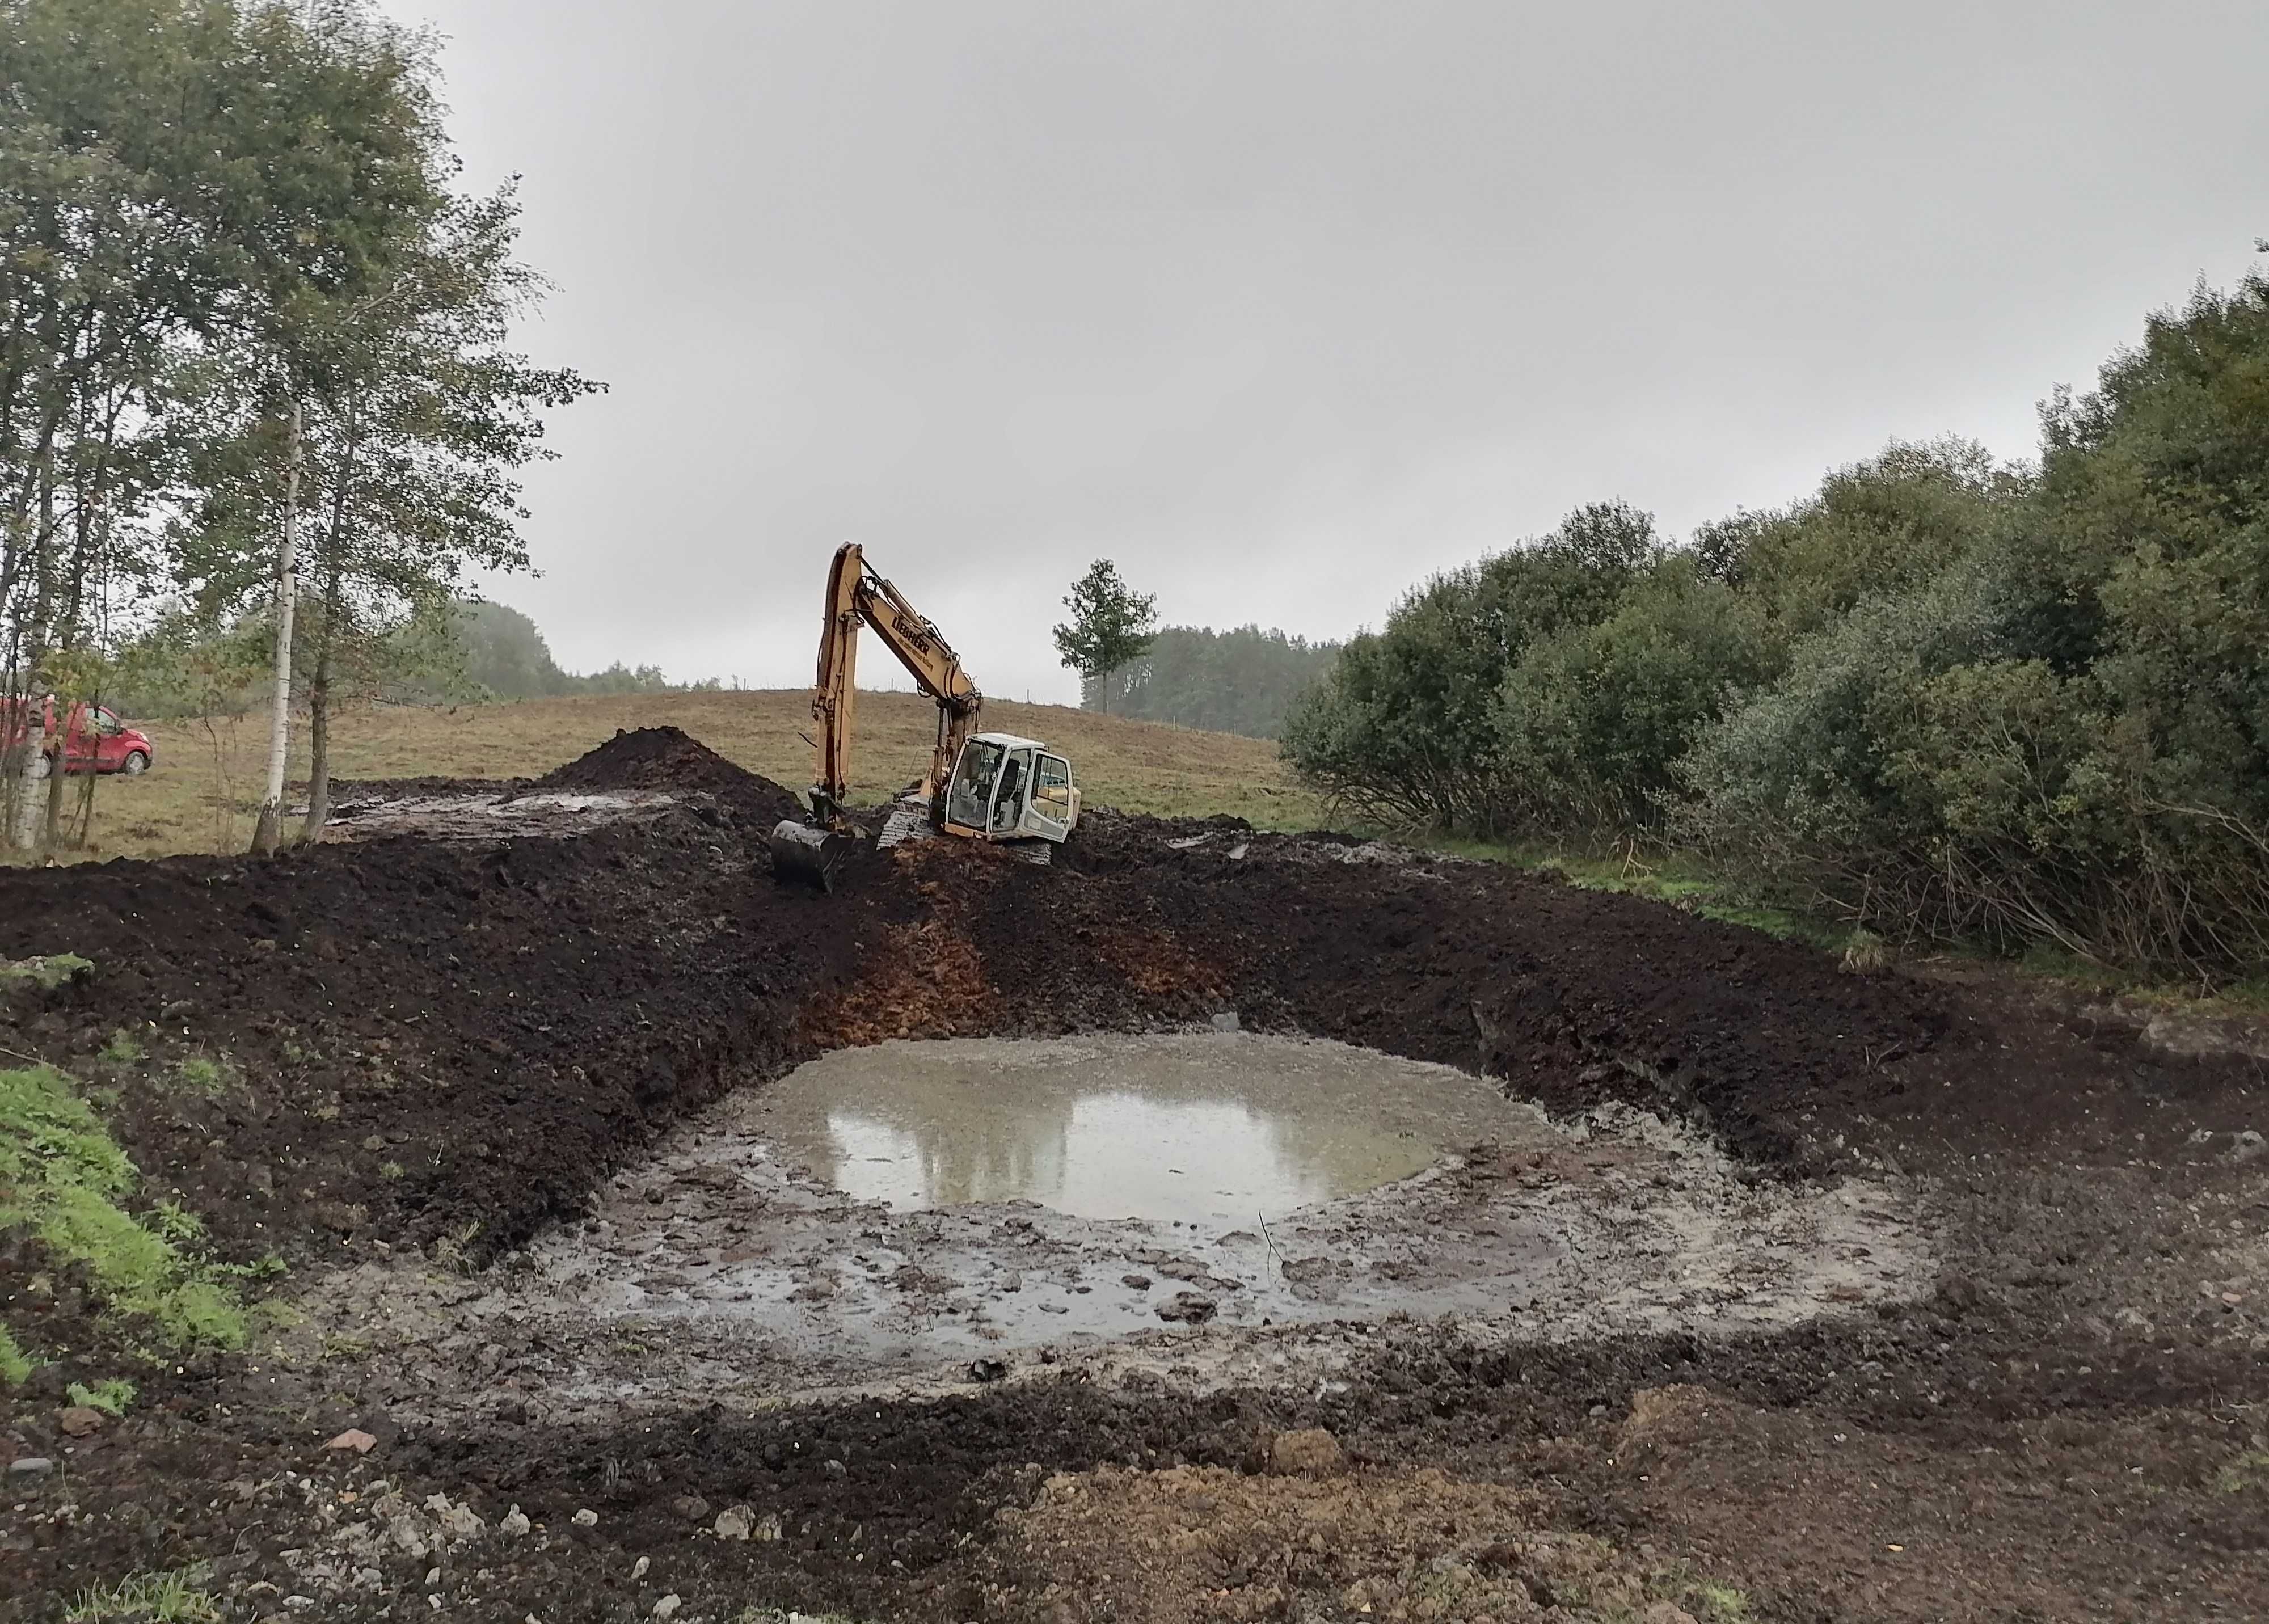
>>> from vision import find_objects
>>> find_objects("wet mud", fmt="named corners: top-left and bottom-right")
top-left (1, 727), bottom-right (2263, 1622)
top-left (295, 1034), bottom-right (1923, 1423)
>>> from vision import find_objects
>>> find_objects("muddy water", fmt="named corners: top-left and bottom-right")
top-left (331, 1029), bottom-right (1931, 1413)
top-left (744, 1034), bottom-right (1558, 1225)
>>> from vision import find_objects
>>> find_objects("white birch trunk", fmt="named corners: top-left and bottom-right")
top-left (250, 399), bottom-right (302, 855)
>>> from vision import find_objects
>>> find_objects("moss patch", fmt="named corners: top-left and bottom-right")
top-left (0, 1064), bottom-right (250, 1349)
top-left (1, 951), bottom-right (93, 989)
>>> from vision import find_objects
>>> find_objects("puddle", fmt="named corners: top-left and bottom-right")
top-left (323, 1031), bottom-right (1933, 1416)
top-left (745, 1034), bottom-right (1557, 1225)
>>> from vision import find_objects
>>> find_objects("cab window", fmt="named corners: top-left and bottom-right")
top-left (989, 749), bottom-right (1031, 831)
top-left (1031, 755), bottom-right (1072, 825)
top-left (944, 739), bottom-right (1003, 828)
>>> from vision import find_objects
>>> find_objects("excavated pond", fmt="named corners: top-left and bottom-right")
top-left (307, 1032), bottom-right (1933, 1419)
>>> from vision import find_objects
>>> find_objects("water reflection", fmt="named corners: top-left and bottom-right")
top-left (824, 1090), bottom-right (1434, 1222)
top-left (737, 1032), bottom-right (1551, 1225)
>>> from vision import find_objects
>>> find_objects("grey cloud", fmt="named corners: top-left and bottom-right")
top-left (392, 0), bottom-right (2269, 697)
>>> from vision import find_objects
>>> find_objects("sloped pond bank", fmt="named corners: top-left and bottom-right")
top-left (1, 729), bottom-right (2263, 1622)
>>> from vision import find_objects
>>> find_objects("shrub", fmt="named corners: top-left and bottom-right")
top-left (1492, 555), bottom-right (1780, 834)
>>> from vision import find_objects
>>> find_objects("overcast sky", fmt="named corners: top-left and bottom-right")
top-left (385, 0), bottom-right (2267, 702)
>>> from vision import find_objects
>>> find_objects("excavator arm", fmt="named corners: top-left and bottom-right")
top-left (803, 542), bottom-right (982, 825)
top-left (773, 541), bottom-right (1076, 889)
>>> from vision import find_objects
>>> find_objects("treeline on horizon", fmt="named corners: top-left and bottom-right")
top-left (95, 597), bottom-right (711, 716)
top-left (1081, 625), bottom-right (1342, 739)
top-left (1284, 264), bottom-right (2269, 983)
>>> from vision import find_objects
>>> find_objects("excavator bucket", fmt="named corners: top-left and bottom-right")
top-left (769, 819), bottom-right (855, 891)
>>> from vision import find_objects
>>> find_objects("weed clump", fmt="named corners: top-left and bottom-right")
top-left (65, 1565), bottom-right (221, 1623)
top-left (67, 1377), bottom-right (136, 1416)
top-left (172, 1055), bottom-right (230, 1095)
top-left (0, 1324), bottom-right (32, 1385)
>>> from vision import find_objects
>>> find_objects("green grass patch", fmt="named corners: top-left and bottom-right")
top-left (171, 1055), bottom-right (231, 1095)
top-left (1, 952), bottom-right (93, 989)
top-left (1405, 834), bottom-right (1854, 952)
top-left (2216, 1450), bottom-right (2269, 1495)
top-left (0, 1064), bottom-right (250, 1349)
top-left (99, 1028), bottom-right (145, 1065)
top-left (65, 1566), bottom-right (222, 1623)
top-left (1686, 1580), bottom-right (1754, 1622)
top-left (67, 1376), bottom-right (136, 1416)
top-left (0, 1324), bottom-right (33, 1385)
top-left (1397, 833), bottom-right (2269, 1013)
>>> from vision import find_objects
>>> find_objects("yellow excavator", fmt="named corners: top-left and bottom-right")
top-left (769, 542), bottom-right (1082, 888)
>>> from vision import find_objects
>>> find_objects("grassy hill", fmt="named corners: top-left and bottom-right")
top-left (54, 690), bottom-right (1325, 862)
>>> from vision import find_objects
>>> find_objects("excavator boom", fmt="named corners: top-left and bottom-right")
top-left (771, 541), bottom-right (1079, 889)
top-left (802, 542), bottom-right (981, 823)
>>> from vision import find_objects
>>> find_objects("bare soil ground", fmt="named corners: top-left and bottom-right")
top-left (2, 729), bottom-right (2264, 1622)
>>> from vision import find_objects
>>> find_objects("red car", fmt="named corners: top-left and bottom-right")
top-left (1, 697), bottom-right (155, 776)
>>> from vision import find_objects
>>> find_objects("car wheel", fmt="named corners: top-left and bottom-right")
top-left (121, 750), bottom-right (149, 777)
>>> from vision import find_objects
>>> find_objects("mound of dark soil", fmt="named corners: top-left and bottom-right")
top-left (0, 806), bottom-right (901, 1276)
top-left (525, 725), bottom-right (804, 826)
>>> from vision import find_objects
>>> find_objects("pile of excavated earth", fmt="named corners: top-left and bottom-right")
top-left (1, 727), bottom-right (2263, 1622)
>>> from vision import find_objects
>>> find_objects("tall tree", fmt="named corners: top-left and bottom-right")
top-left (1051, 559), bottom-right (1157, 714)
top-left (215, 0), bottom-right (453, 855)
top-left (287, 185), bottom-right (599, 837)
top-left (0, 0), bottom-right (247, 848)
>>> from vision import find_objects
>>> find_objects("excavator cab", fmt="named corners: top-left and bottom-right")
top-left (766, 543), bottom-right (1083, 889)
top-left (939, 732), bottom-right (1080, 844)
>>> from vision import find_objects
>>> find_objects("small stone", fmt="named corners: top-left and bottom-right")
top-left (753, 1511), bottom-right (782, 1542)
top-left (824, 1458), bottom-right (847, 1478)
top-left (669, 1494), bottom-right (708, 1522)
top-left (1267, 1428), bottom-right (1344, 1477)
top-left (284, 1598), bottom-right (316, 1614)
top-left (1038, 1301), bottom-right (1068, 1315)
top-left (425, 1493), bottom-right (484, 1541)
top-left (1120, 1275), bottom-right (1152, 1290)
top-left (428, 1597), bottom-right (443, 1613)
top-left (1000, 1271), bottom-right (1022, 1293)
top-left (1209, 1011), bottom-right (1241, 1032)
top-left (326, 1428), bottom-right (378, 1454)
top-left (631, 1555), bottom-right (650, 1580)
top-left (2229, 1130), bottom-right (2267, 1165)
top-left (499, 1505), bottom-right (530, 1537)
top-left (714, 1506), bottom-right (752, 1541)
top-left (1589, 1403), bottom-right (1609, 1418)
top-left (968, 1357), bottom-right (1008, 1383)
top-left (572, 1508), bottom-right (598, 1528)
top-left (652, 1596), bottom-right (681, 1620)
top-left (425, 1569), bottom-right (442, 1588)
top-left (1155, 1290), bottom-right (1216, 1324)
top-left (7, 1457), bottom-right (53, 1478)
top-left (57, 1407), bottom-right (104, 1438)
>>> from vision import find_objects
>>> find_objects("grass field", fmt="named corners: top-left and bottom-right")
top-left (27, 690), bottom-right (1327, 863)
